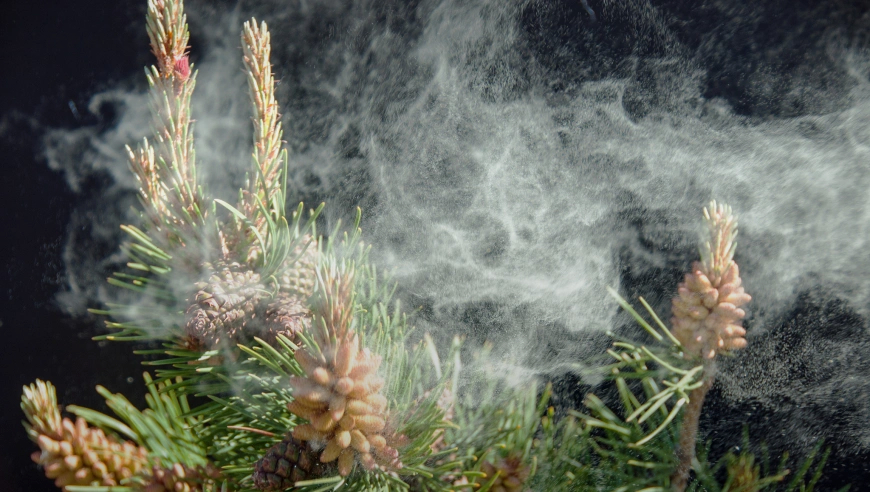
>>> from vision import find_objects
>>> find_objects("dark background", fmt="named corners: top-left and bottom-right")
top-left (4, 1), bottom-right (870, 491)
top-left (1, 2), bottom-right (148, 491)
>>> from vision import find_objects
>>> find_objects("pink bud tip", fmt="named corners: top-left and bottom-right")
top-left (173, 56), bottom-right (191, 81)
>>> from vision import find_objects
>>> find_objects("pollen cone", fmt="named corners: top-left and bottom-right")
top-left (22, 380), bottom-right (149, 490)
top-left (288, 335), bottom-right (396, 476)
top-left (671, 201), bottom-right (751, 359)
top-left (286, 265), bottom-right (400, 476)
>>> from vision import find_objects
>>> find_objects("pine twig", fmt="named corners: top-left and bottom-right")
top-left (128, 0), bottom-right (204, 243)
top-left (240, 19), bottom-right (287, 236)
top-left (670, 201), bottom-right (751, 491)
top-left (671, 362), bottom-right (714, 492)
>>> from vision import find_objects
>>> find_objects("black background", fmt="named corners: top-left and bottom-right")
top-left (1, 2), bottom-right (148, 491)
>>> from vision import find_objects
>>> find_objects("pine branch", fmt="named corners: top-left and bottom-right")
top-left (240, 19), bottom-right (285, 224)
top-left (568, 288), bottom-right (702, 489)
top-left (671, 201), bottom-right (751, 491)
top-left (146, 0), bottom-right (190, 77)
top-left (129, 0), bottom-right (205, 247)
top-left (29, 0), bottom-right (850, 487)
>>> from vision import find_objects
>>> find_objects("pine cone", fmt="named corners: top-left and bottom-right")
top-left (183, 252), bottom-right (318, 350)
top-left (22, 381), bottom-right (148, 490)
top-left (479, 454), bottom-right (530, 492)
top-left (184, 261), bottom-right (268, 348)
top-left (671, 202), bottom-right (751, 359)
top-left (288, 334), bottom-right (398, 476)
top-left (277, 236), bottom-right (319, 298)
top-left (258, 291), bottom-right (310, 345)
top-left (252, 435), bottom-right (332, 490)
top-left (142, 463), bottom-right (222, 492)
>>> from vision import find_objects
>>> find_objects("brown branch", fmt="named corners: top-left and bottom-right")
top-left (227, 425), bottom-right (277, 437)
top-left (671, 362), bottom-right (715, 491)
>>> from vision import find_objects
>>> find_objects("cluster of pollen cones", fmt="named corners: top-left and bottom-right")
top-left (23, 380), bottom-right (215, 492)
top-left (671, 202), bottom-right (751, 359)
top-left (671, 261), bottom-right (751, 359)
top-left (30, 416), bottom-right (148, 489)
top-left (22, 380), bottom-right (220, 492)
top-left (287, 331), bottom-right (400, 477)
top-left (23, 380), bottom-right (148, 490)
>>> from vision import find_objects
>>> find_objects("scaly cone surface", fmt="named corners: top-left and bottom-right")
top-left (182, 237), bottom-right (318, 351)
top-left (252, 434), bottom-right (332, 490)
top-left (275, 239), bottom-right (320, 298)
top-left (184, 261), bottom-right (269, 349)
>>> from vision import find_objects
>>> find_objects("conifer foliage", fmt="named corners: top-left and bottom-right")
top-left (21, 1), bottom-right (841, 491)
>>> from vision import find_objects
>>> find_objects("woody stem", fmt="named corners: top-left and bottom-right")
top-left (671, 360), bottom-right (715, 492)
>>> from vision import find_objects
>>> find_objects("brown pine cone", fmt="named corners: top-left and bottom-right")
top-left (479, 454), bottom-right (530, 492)
top-left (252, 435), bottom-right (332, 490)
top-left (184, 261), bottom-right (268, 348)
top-left (277, 236), bottom-right (319, 299)
top-left (258, 291), bottom-right (310, 345)
top-left (183, 249), bottom-right (319, 351)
